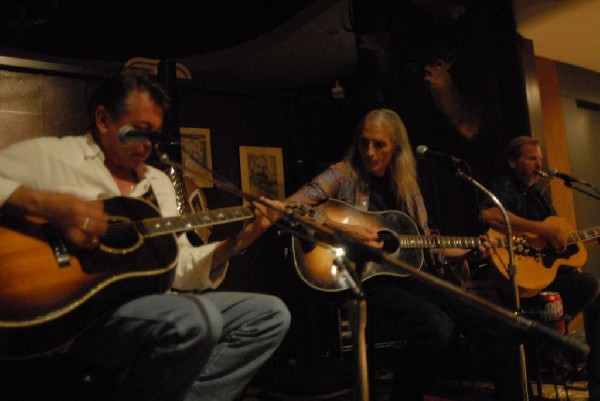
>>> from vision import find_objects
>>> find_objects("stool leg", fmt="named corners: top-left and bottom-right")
top-left (367, 332), bottom-right (378, 401)
top-left (533, 341), bottom-right (544, 401)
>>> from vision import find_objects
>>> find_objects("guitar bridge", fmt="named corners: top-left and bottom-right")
top-left (42, 223), bottom-right (71, 267)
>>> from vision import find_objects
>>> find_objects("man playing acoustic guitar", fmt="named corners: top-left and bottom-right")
top-left (0, 70), bottom-right (290, 401)
top-left (481, 135), bottom-right (600, 401)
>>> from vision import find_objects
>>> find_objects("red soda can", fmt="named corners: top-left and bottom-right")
top-left (539, 292), bottom-right (565, 333)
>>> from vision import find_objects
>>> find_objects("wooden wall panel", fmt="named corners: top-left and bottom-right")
top-left (534, 56), bottom-right (576, 225)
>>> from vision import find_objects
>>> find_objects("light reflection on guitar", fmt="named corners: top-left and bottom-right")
top-left (291, 199), bottom-right (525, 296)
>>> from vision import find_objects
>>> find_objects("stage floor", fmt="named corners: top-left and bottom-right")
top-left (245, 375), bottom-right (590, 401)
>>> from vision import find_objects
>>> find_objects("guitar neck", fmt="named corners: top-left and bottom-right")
top-left (397, 235), bottom-right (514, 250)
top-left (136, 206), bottom-right (254, 237)
top-left (398, 235), bottom-right (484, 249)
top-left (569, 226), bottom-right (600, 246)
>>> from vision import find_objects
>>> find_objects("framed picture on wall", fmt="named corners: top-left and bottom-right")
top-left (180, 127), bottom-right (213, 188)
top-left (239, 146), bottom-right (285, 203)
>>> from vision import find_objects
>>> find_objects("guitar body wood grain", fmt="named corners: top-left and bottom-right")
top-left (488, 216), bottom-right (590, 298)
top-left (0, 196), bottom-right (252, 359)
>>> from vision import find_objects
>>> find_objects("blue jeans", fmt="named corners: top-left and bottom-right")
top-left (63, 291), bottom-right (290, 401)
top-left (186, 291), bottom-right (291, 401)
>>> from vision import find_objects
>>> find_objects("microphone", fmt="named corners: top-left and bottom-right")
top-left (547, 168), bottom-right (592, 187)
top-left (415, 145), bottom-right (462, 165)
top-left (118, 125), bottom-right (164, 144)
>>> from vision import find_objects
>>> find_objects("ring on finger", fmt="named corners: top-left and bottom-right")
top-left (91, 236), bottom-right (99, 246)
top-left (82, 217), bottom-right (90, 230)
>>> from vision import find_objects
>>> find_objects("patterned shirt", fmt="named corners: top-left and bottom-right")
top-left (287, 161), bottom-right (430, 234)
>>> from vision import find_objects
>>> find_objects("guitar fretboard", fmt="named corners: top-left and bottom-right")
top-left (397, 235), bottom-right (482, 249)
top-left (137, 207), bottom-right (253, 237)
top-left (569, 227), bottom-right (600, 244)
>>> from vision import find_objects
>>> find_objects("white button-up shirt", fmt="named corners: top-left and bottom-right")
top-left (0, 133), bottom-right (227, 291)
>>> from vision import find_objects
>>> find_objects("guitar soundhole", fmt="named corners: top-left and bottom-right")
top-left (100, 218), bottom-right (142, 251)
top-left (378, 229), bottom-right (399, 254)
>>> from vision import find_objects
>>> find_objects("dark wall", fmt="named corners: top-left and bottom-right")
top-left (351, 0), bottom-right (530, 235)
top-left (0, 69), bottom-right (99, 149)
top-left (176, 84), bottom-right (374, 206)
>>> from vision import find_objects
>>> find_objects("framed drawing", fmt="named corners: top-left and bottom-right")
top-left (180, 127), bottom-right (213, 188)
top-left (239, 146), bottom-right (285, 202)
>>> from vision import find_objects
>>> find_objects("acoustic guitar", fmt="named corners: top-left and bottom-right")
top-left (0, 196), bottom-right (253, 359)
top-left (291, 199), bottom-right (530, 296)
top-left (488, 216), bottom-right (600, 298)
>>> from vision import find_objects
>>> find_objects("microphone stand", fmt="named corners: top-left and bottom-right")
top-left (555, 177), bottom-right (600, 201)
top-left (454, 167), bottom-right (530, 401)
top-left (331, 245), bottom-right (370, 401)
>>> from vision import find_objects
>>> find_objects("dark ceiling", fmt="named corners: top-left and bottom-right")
top-left (0, 0), bottom-right (359, 89)
top-left (0, 0), bottom-right (506, 90)
top-left (0, 0), bottom-right (315, 60)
